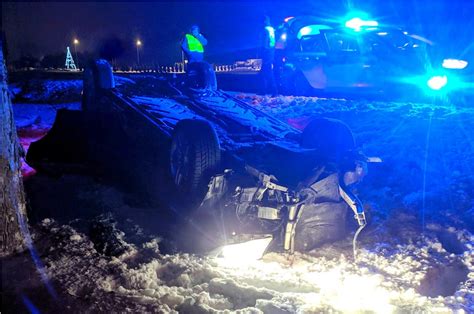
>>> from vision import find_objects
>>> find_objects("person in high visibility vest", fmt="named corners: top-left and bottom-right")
top-left (260, 16), bottom-right (277, 96)
top-left (182, 25), bottom-right (208, 63)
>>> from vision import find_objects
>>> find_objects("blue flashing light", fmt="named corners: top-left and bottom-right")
top-left (427, 75), bottom-right (448, 90)
top-left (398, 71), bottom-right (467, 96)
top-left (345, 17), bottom-right (378, 31)
top-left (442, 59), bottom-right (468, 70)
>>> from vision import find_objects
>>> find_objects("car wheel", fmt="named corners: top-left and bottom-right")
top-left (170, 119), bottom-right (221, 205)
top-left (186, 62), bottom-right (217, 91)
top-left (82, 65), bottom-right (97, 111)
top-left (81, 59), bottom-right (115, 112)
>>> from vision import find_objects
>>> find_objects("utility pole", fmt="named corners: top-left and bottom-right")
top-left (136, 40), bottom-right (142, 67)
top-left (73, 38), bottom-right (79, 69)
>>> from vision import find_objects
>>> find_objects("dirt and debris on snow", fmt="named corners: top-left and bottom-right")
top-left (3, 76), bottom-right (473, 313)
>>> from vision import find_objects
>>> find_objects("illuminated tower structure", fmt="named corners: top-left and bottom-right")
top-left (65, 46), bottom-right (77, 70)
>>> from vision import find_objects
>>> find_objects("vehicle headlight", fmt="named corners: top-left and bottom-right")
top-left (442, 59), bottom-right (468, 70)
top-left (212, 236), bottom-right (273, 267)
top-left (427, 75), bottom-right (448, 90)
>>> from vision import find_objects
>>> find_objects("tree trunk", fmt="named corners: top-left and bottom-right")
top-left (0, 39), bottom-right (28, 256)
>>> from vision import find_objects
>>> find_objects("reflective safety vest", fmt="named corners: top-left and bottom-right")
top-left (185, 34), bottom-right (204, 53)
top-left (265, 26), bottom-right (275, 48)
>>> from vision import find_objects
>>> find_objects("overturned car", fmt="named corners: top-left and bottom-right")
top-left (26, 59), bottom-right (378, 255)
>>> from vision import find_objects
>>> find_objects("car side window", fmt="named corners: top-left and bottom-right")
top-left (325, 32), bottom-right (359, 53)
top-left (299, 35), bottom-right (326, 53)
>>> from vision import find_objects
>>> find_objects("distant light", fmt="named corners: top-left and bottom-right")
top-left (377, 32), bottom-right (388, 36)
top-left (427, 75), bottom-right (448, 90)
top-left (345, 17), bottom-right (378, 31)
top-left (442, 58), bottom-right (468, 69)
top-left (73, 39), bottom-right (79, 45)
top-left (136, 40), bottom-right (142, 46)
top-left (280, 33), bottom-right (287, 41)
top-left (284, 16), bottom-right (295, 23)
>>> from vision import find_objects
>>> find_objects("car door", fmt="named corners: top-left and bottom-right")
top-left (289, 33), bottom-right (329, 90)
top-left (319, 30), bottom-right (373, 90)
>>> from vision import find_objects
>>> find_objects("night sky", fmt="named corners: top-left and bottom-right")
top-left (2, 1), bottom-right (473, 66)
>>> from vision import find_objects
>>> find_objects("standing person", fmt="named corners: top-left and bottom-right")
top-left (182, 25), bottom-right (208, 63)
top-left (181, 25), bottom-right (216, 90)
top-left (260, 16), bottom-right (277, 96)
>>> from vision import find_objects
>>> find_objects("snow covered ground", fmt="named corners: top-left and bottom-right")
top-left (4, 77), bottom-right (473, 313)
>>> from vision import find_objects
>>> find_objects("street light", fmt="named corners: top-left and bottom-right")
top-left (73, 38), bottom-right (79, 68)
top-left (136, 39), bottom-right (142, 66)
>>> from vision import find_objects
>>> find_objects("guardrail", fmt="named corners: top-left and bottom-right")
top-left (12, 60), bottom-right (263, 74)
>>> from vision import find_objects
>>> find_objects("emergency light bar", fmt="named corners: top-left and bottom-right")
top-left (345, 17), bottom-right (378, 31)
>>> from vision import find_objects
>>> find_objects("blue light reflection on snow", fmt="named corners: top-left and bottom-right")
top-left (17, 210), bottom-right (58, 301)
top-left (21, 295), bottom-right (40, 314)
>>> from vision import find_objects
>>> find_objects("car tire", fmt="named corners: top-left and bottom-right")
top-left (186, 62), bottom-right (217, 91)
top-left (81, 59), bottom-right (115, 112)
top-left (82, 65), bottom-right (97, 112)
top-left (170, 119), bottom-right (221, 205)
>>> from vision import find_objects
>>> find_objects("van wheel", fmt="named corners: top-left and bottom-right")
top-left (170, 120), bottom-right (221, 205)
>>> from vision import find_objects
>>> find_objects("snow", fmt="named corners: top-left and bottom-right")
top-left (6, 76), bottom-right (473, 312)
top-left (14, 219), bottom-right (470, 312)
top-left (10, 79), bottom-right (82, 103)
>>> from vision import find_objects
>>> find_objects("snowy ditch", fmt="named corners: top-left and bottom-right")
top-left (9, 78), bottom-right (474, 312)
top-left (34, 217), bottom-right (472, 313)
